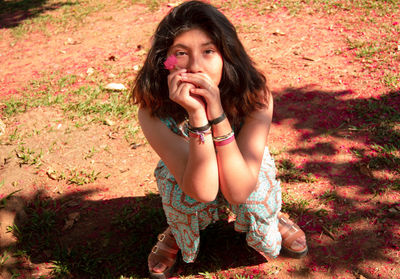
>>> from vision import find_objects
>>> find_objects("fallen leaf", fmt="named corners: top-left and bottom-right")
top-left (63, 212), bottom-right (80, 230)
top-left (358, 163), bottom-right (374, 178)
top-left (272, 29), bottom-right (285, 36)
top-left (302, 56), bottom-right (315, 61)
top-left (46, 167), bottom-right (58, 180)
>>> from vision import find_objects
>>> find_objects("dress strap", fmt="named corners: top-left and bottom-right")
top-left (160, 117), bottom-right (188, 138)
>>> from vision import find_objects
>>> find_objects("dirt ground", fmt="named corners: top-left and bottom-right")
top-left (0, 1), bottom-right (399, 278)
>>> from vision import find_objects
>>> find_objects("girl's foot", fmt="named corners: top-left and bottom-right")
top-left (278, 212), bottom-right (308, 258)
top-left (148, 227), bottom-right (179, 278)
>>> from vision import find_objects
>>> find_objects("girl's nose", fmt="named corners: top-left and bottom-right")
top-left (187, 55), bottom-right (203, 73)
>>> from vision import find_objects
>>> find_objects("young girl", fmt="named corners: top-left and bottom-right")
top-left (131, 1), bottom-right (307, 278)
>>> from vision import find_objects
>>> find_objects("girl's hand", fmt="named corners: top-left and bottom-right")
top-left (180, 72), bottom-right (224, 120)
top-left (167, 69), bottom-right (207, 116)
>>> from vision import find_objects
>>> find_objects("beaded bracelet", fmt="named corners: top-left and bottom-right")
top-left (187, 122), bottom-right (211, 132)
top-left (213, 130), bottom-right (234, 142)
top-left (214, 134), bottom-right (235, 146)
top-left (213, 130), bottom-right (235, 146)
top-left (187, 126), bottom-right (211, 143)
top-left (209, 112), bottom-right (226, 125)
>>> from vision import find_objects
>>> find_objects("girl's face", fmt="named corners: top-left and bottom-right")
top-left (168, 28), bottom-right (223, 85)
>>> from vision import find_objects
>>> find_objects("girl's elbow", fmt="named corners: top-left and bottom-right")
top-left (195, 190), bottom-right (218, 203)
top-left (225, 195), bottom-right (248, 205)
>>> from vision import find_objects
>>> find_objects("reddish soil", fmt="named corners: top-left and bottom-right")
top-left (0, 1), bottom-right (399, 279)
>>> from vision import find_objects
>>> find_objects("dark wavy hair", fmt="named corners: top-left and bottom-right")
top-left (131, 0), bottom-right (270, 125)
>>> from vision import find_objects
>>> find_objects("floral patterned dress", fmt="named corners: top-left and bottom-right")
top-left (154, 117), bottom-right (282, 263)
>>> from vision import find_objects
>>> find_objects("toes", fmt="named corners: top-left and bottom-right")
top-left (291, 236), bottom-right (306, 250)
top-left (152, 262), bottom-right (167, 273)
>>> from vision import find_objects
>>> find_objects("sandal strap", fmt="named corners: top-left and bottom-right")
top-left (279, 215), bottom-right (306, 248)
top-left (154, 235), bottom-right (179, 255)
top-left (151, 245), bottom-right (176, 266)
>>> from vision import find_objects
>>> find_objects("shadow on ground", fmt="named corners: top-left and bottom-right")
top-left (273, 86), bottom-right (400, 193)
top-left (1, 86), bottom-right (399, 278)
top-left (1, 190), bottom-right (265, 278)
top-left (0, 0), bottom-right (77, 28)
top-left (273, 86), bottom-right (400, 276)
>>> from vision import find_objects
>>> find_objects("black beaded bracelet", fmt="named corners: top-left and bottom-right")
top-left (209, 112), bottom-right (226, 125)
top-left (187, 122), bottom-right (211, 132)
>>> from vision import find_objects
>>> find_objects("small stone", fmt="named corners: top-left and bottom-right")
top-left (87, 67), bottom-right (95, 76)
top-left (0, 119), bottom-right (5, 136)
top-left (104, 83), bottom-right (127, 91)
top-left (104, 118), bottom-right (115, 126)
top-left (65, 37), bottom-right (78, 45)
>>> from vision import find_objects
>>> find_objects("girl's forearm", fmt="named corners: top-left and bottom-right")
top-left (216, 144), bottom-right (258, 204)
top-left (181, 135), bottom-right (219, 203)
top-left (212, 120), bottom-right (259, 205)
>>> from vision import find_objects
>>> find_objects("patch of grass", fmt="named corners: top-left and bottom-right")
top-left (83, 146), bottom-right (98, 160)
top-left (1, 76), bottom-right (137, 127)
top-left (281, 191), bottom-right (310, 215)
top-left (383, 73), bottom-right (400, 90)
top-left (276, 159), bottom-right (316, 183)
top-left (320, 189), bottom-right (339, 204)
top-left (124, 122), bottom-right (139, 144)
top-left (349, 91), bottom-right (400, 178)
top-left (4, 0), bottom-right (106, 40)
top-left (67, 168), bottom-right (101, 185)
top-left (0, 189), bottom-right (22, 209)
top-left (15, 145), bottom-right (43, 166)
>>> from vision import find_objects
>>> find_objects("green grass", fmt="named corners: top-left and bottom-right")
top-left (1, 75), bottom-right (137, 125)
top-left (350, 91), bottom-right (400, 175)
top-left (15, 145), bottom-right (43, 166)
top-left (276, 159), bottom-right (316, 183)
top-left (2, 0), bottom-right (105, 40)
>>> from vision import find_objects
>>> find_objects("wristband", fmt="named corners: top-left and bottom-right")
top-left (209, 112), bottom-right (226, 125)
top-left (214, 134), bottom-right (235, 146)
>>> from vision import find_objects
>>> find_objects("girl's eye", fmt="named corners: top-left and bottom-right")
top-left (175, 51), bottom-right (187, 56)
top-left (204, 49), bottom-right (215, 55)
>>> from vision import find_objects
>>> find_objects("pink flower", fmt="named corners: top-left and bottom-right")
top-left (393, 22), bottom-right (399, 26)
top-left (164, 55), bottom-right (177, 70)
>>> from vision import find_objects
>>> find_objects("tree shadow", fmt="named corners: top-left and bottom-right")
top-left (273, 86), bottom-right (400, 277)
top-left (273, 86), bottom-right (400, 193)
top-left (0, 0), bottom-right (77, 28)
top-left (1, 189), bottom-right (265, 278)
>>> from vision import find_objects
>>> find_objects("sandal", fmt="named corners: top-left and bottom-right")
top-left (148, 227), bottom-right (179, 279)
top-left (278, 213), bottom-right (308, 258)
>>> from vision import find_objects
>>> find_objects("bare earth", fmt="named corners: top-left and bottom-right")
top-left (0, 1), bottom-right (399, 278)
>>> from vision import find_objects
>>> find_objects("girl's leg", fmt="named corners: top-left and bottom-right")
top-left (150, 161), bottom-right (219, 275)
top-left (230, 147), bottom-right (283, 258)
top-left (232, 148), bottom-right (307, 259)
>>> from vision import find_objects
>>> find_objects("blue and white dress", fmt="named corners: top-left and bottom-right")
top-left (154, 117), bottom-right (282, 263)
